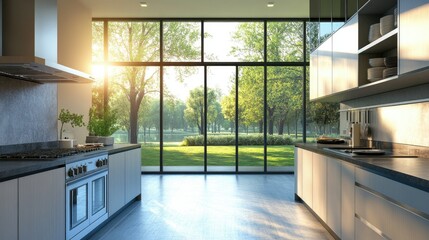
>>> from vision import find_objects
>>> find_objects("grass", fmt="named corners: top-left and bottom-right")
top-left (140, 145), bottom-right (295, 166)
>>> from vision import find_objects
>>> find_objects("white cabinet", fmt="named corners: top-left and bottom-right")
top-left (317, 37), bottom-right (333, 97)
top-left (295, 147), bottom-right (303, 198)
top-left (332, 14), bottom-right (359, 93)
top-left (399, 0), bottom-right (429, 74)
top-left (19, 168), bottom-right (65, 240)
top-left (326, 157), bottom-right (341, 237)
top-left (310, 51), bottom-right (319, 100)
top-left (0, 179), bottom-right (18, 240)
top-left (125, 148), bottom-right (142, 202)
top-left (341, 162), bottom-right (355, 240)
top-left (312, 153), bottom-right (327, 222)
top-left (109, 148), bottom-right (142, 216)
top-left (108, 152), bottom-right (126, 215)
top-left (355, 216), bottom-right (384, 240)
top-left (355, 167), bottom-right (429, 240)
top-left (302, 149), bottom-right (313, 208)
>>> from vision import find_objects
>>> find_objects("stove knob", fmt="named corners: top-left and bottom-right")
top-left (102, 158), bottom-right (108, 165)
top-left (83, 165), bottom-right (87, 173)
top-left (73, 167), bottom-right (79, 175)
top-left (78, 166), bottom-right (83, 174)
top-left (96, 160), bottom-right (103, 167)
top-left (67, 168), bottom-right (74, 177)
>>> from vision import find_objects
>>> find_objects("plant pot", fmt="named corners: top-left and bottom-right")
top-left (97, 136), bottom-right (114, 146)
top-left (59, 139), bottom-right (74, 148)
top-left (86, 136), bottom-right (114, 146)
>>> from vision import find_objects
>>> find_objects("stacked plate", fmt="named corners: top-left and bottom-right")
top-left (380, 15), bottom-right (395, 35)
top-left (368, 67), bottom-right (385, 82)
top-left (384, 56), bottom-right (397, 68)
top-left (369, 58), bottom-right (385, 67)
top-left (368, 23), bottom-right (381, 42)
top-left (383, 67), bottom-right (397, 78)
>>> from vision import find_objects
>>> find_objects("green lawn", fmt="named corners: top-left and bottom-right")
top-left (141, 145), bottom-right (295, 166)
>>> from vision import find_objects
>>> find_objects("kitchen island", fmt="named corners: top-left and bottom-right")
top-left (295, 143), bottom-right (429, 240)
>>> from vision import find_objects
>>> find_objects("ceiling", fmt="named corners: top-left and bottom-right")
top-left (80, 0), bottom-right (309, 18)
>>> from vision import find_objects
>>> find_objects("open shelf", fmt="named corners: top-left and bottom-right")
top-left (358, 28), bottom-right (397, 54)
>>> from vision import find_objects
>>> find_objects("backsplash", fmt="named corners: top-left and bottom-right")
top-left (340, 83), bottom-right (429, 151)
top-left (0, 76), bottom-right (57, 146)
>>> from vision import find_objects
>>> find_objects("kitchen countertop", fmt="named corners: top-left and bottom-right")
top-left (0, 143), bottom-right (141, 182)
top-left (296, 143), bottom-right (429, 193)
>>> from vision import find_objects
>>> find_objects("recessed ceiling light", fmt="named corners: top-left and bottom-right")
top-left (140, 2), bottom-right (148, 7)
top-left (267, 2), bottom-right (275, 7)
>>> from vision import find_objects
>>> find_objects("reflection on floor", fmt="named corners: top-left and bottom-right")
top-left (89, 174), bottom-right (333, 240)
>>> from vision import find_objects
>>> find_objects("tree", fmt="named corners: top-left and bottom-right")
top-left (184, 87), bottom-right (217, 135)
top-left (104, 21), bottom-right (200, 143)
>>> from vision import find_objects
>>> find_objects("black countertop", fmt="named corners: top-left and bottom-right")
top-left (296, 143), bottom-right (429, 193)
top-left (0, 144), bottom-right (141, 182)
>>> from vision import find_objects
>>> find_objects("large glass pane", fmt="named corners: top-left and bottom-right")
top-left (163, 22), bottom-right (201, 62)
top-left (204, 22), bottom-right (263, 62)
top-left (108, 66), bottom-right (160, 171)
top-left (267, 66), bottom-right (303, 171)
top-left (267, 22), bottom-right (304, 62)
top-left (306, 21), bottom-right (320, 62)
top-left (207, 66), bottom-right (236, 172)
top-left (163, 67), bottom-right (204, 171)
top-left (238, 66), bottom-right (264, 171)
top-left (92, 21), bottom-right (104, 63)
top-left (108, 21), bottom-right (160, 62)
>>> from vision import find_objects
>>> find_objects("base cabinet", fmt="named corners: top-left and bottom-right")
top-left (19, 168), bottom-right (65, 240)
top-left (109, 148), bottom-right (142, 216)
top-left (0, 179), bottom-right (18, 240)
top-left (326, 157), bottom-right (342, 237)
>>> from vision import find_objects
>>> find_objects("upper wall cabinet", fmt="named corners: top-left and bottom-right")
top-left (332, 15), bottom-right (359, 93)
top-left (310, 0), bottom-right (429, 102)
top-left (399, 0), bottom-right (429, 74)
top-left (318, 37), bottom-right (333, 97)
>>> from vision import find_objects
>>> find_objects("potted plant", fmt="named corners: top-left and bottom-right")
top-left (86, 107), bottom-right (119, 146)
top-left (58, 108), bottom-right (85, 148)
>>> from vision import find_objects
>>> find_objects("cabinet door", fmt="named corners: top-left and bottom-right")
top-left (332, 14), bottom-right (358, 93)
top-left (302, 150), bottom-right (313, 207)
top-left (310, 51), bottom-right (319, 100)
top-left (125, 148), bottom-right (142, 202)
top-left (327, 157), bottom-right (341, 237)
top-left (19, 168), bottom-right (65, 240)
top-left (0, 179), bottom-right (18, 240)
top-left (355, 217), bottom-right (384, 240)
top-left (109, 153), bottom-right (126, 215)
top-left (399, 0), bottom-right (429, 74)
top-left (295, 147), bottom-right (303, 198)
top-left (318, 37), bottom-right (333, 97)
top-left (341, 162), bottom-right (355, 240)
top-left (312, 153), bottom-right (327, 222)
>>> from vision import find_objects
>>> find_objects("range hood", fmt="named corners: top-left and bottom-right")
top-left (0, 0), bottom-right (94, 83)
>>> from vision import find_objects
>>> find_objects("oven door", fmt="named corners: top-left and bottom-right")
top-left (66, 177), bottom-right (90, 239)
top-left (66, 170), bottom-right (108, 240)
top-left (89, 170), bottom-right (108, 222)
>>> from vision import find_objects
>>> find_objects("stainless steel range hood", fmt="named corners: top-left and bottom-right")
top-left (0, 0), bottom-right (94, 83)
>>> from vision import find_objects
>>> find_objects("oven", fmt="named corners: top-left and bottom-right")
top-left (66, 154), bottom-right (109, 240)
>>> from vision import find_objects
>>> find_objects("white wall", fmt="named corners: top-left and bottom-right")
top-left (57, 0), bottom-right (93, 144)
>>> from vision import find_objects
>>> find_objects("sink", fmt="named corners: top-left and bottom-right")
top-left (324, 147), bottom-right (417, 158)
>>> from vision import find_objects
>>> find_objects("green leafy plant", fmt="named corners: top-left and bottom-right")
top-left (58, 109), bottom-right (85, 139)
top-left (87, 107), bottom-right (119, 137)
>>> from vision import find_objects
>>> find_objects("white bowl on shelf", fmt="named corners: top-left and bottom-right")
top-left (369, 23), bottom-right (381, 42)
top-left (380, 15), bottom-right (395, 35)
top-left (368, 67), bottom-right (385, 82)
top-left (369, 58), bottom-right (385, 67)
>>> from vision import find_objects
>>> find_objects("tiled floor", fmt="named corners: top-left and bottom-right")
top-left (89, 174), bottom-right (334, 240)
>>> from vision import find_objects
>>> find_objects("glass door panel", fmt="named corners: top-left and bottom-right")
top-left (163, 66), bottom-right (204, 171)
top-left (92, 176), bottom-right (106, 215)
top-left (237, 66), bottom-right (264, 172)
top-left (267, 66), bottom-right (304, 171)
top-left (207, 66), bottom-right (236, 172)
top-left (70, 184), bottom-right (88, 229)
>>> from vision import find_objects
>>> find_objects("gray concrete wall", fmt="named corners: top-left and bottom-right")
top-left (0, 76), bottom-right (57, 146)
